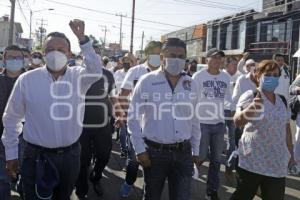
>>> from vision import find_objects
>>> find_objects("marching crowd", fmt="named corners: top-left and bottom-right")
top-left (0, 19), bottom-right (300, 200)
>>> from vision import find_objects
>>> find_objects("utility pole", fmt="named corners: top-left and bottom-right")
top-left (141, 31), bottom-right (145, 58)
top-left (8, 0), bottom-right (16, 45)
top-left (30, 10), bottom-right (32, 39)
top-left (130, 0), bottom-right (136, 53)
top-left (100, 25), bottom-right (108, 47)
top-left (116, 13), bottom-right (127, 50)
top-left (36, 19), bottom-right (48, 47)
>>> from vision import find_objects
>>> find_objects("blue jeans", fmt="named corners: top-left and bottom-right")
top-left (125, 135), bottom-right (139, 185)
top-left (224, 110), bottom-right (236, 171)
top-left (0, 140), bottom-right (10, 200)
top-left (119, 124), bottom-right (128, 151)
top-left (143, 145), bottom-right (193, 200)
top-left (21, 142), bottom-right (81, 200)
top-left (199, 123), bottom-right (226, 195)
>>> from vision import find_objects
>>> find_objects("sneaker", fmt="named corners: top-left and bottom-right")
top-left (205, 192), bottom-right (220, 200)
top-left (120, 182), bottom-right (132, 197)
top-left (120, 149), bottom-right (128, 159)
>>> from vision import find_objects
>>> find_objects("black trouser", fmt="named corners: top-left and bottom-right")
top-left (21, 142), bottom-right (81, 200)
top-left (230, 167), bottom-right (286, 200)
top-left (75, 123), bottom-right (112, 197)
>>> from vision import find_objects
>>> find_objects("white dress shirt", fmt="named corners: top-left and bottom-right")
top-left (275, 66), bottom-right (290, 101)
top-left (114, 69), bottom-right (127, 94)
top-left (127, 70), bottom-right (201, 156)
top-left (121, 63), bottom-right (150, 91)
top-left (2, 41), bottom-right (103, 160)
top-left (232, 73), bottom-right (257, 110)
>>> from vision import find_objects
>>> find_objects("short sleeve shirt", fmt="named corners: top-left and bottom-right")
top-left (237, 90), bottom-right (291, 177)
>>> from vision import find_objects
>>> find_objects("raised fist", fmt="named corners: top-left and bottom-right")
top-left (69, 19), bottom-right (85, 41)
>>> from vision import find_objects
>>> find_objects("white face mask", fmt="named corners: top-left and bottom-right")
top-left (164, 58), bottom-right (185, 76)
top-left (32, 58), bottom-right (42, 65)
top-left (45, 51), bottom-right (68, 72)
top-left (148, 55), bottom-right (161, 68)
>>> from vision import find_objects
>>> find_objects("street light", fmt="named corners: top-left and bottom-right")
top-left (29, 8), bottom-right (54, 39)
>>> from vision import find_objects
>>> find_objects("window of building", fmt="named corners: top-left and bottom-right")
top-left (272, 22), bottom-right (286, 41)
top-left (212, 26), bottom-right (218, 48)
top-left (226, 24), bottom-right (232, 50)
top-left (207, 26), bottom-right (213, 50)
top-left (275, 0), bottom-right (285, 6)
top-left (238, 21), bottom-right (246, 50)
top-left (220, 24), bottom-right (227, 50)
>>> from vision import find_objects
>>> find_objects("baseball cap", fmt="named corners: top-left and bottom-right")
top-left (206, 48), bottom-right (225, 58)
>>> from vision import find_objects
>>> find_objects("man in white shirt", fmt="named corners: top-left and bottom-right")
top-left (273, 53), bottom-right (291, 101)
top-left (223, 56), bottom-right (241, 184)
top-left (128, 38), bottom-right (201, 200)
top-left (237, 52), bottom-right (256, 75)
top-left (118, 41), bottom-right (162, 197)
top-left (1, 19), bottom-right (103, 200)
top-left (193, 48), bottom-right (232, 200)
top-left (114, 55), bottom-right (134, 159)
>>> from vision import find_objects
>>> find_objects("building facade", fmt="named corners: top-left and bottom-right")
top-left (161, 24), bottom-right (207, 63)
top-left (0, 15), bottom-right (24, 52)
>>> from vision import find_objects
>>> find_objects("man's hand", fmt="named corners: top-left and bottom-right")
top-left (114, 117), bottom-right (124, 129)
top-left (136, 152), bottom-right (151, 168)
top-left (192, 156), bottom-right (203, 167)
top-left (289, 155), bottom-right (297, 169)
top-left (243, 52), bottom-right (250, 60)
top-left (6, 159), bottom-right (18, 179)
top-left (251, 91), bottom-right (263, 110)
top-left (69, 19), bottom-right (85, 42)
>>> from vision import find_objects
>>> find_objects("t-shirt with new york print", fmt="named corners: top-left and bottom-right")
top-left (192, 69), bottom-right (233, 125)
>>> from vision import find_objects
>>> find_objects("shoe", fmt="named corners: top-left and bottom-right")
top-left (89, 173), bottom-right (104, 197)
top-left (92, 181), bottom-right (104, 196)
top-left (77, 195), bottom-right (88, 200)
top-left (120, 149), bottom-right (128, 159)
top-left (205, 191), bottom-right (220, 200)
top-left (120, 182), bottom-right (132, 198)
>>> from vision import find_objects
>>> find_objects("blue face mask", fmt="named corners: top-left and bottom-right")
top-left (5, 59), bottom-right (24, 72)
top-left (260, 75), bottom-right (279, 92)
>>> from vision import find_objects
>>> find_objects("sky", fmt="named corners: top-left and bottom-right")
top-left (0, 0), bottom-right (263, 53)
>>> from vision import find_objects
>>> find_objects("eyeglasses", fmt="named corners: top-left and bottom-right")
top-left (32, 55), bottom-right (42, 59)
top-left (6, 56), bottom-right (23, 60)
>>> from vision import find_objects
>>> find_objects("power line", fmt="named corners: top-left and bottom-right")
top-left (173, 0), bottom-right (245, 10)
top-left (41, 0), bottom-right (185, 28)
top-left (16, 0), bottom-right (30, 27)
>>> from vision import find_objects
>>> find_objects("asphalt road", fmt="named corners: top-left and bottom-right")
top-left (11, 140), bottom-right (300, 200)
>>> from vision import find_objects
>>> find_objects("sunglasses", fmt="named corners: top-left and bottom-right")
top-left (32, 55), bottom-right (42, 59)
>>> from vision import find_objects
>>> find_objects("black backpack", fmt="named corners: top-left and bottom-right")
top-left (289, 95), bottom-right (300, 120)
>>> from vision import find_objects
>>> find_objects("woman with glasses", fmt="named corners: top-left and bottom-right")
top-left (230, 60), bottom-right (293, 200)
top-left (28, 51), bottom-right (44, 70)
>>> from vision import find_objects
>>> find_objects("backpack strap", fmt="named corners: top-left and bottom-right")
top-left (253, 89), bottom-right (287, 108)
top-left (278, 95), bottom-right (287, 108)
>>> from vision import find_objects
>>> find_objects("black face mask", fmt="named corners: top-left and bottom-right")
top-left (123, 63), bottom-right (131, 70)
